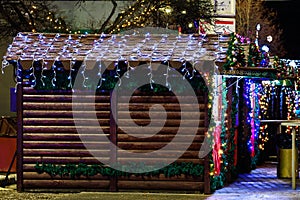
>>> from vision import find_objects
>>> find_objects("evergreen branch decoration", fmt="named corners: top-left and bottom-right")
top-left (247, 42), bottom-right (260, 67)
top-left (35, 162), bottom-right (204, 179)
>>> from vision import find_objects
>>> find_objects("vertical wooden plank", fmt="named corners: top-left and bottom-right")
top-left (16, 65), bottom-right (23, 192)
top-left (109, 90), bottom-right (118, 191)
top-left (203, 92), bottom-right (211, 194)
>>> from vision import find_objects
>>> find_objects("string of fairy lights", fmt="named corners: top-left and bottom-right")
top-left (111, 0), bottom-right (157, 33)
top-left (3, 32), bottom-right (218, 93)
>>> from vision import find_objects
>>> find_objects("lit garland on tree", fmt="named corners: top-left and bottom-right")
top-left (247, 42), bottom-right (260, 67)
top-left (223, 33), bottom-right (246, 70)
top-left (259, 48), bottom-right (270, 68)
top-left (0, 0), bottom-right (70, 36)
top-left (106, 0), bottom-right (214, 34)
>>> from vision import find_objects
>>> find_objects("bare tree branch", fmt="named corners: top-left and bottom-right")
top-left (98, 0), bottom-right (117, 33)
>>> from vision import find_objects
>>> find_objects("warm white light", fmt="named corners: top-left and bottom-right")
top-left (165, 6), bottom-right (172, 14)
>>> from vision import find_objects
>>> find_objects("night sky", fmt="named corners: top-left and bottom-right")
top-left (266, 0), bottom-right (300, 59)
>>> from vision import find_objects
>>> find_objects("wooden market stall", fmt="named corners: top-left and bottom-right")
top-left (3, 32), bottom-right (234, 193)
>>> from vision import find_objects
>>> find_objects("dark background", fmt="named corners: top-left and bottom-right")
top-left (266, 0), bottom-right (300, 59)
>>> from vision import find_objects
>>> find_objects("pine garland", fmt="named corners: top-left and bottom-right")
top-left (35, 162), bottom-right (204, 179)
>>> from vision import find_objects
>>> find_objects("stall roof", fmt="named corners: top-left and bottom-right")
top-left (3, 32), bottom-right (228, 70)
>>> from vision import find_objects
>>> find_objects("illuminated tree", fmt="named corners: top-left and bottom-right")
top-left (104, 0), bottom-right (214, 34)
top-left (0, 0), bottom-right (69, 37)
top-left (236, 0), bottom-right (286, 57)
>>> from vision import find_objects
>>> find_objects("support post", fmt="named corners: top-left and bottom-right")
top-left (16, 62), bottom-right (23, 192)
top-left (109, 90), bottom-right (118, 191)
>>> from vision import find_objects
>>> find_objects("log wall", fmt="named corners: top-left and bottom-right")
top-left (17, 86), bottom-right (210, 193)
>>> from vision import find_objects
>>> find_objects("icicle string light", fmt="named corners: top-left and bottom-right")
top-left (164, 60), bottom-right (172, 91)
top-left (68, 60), bottom-right (75, 88)
top-left (96, 57), bottom-right (103, 89)
top-left (81, 58), bottom-right (88, 88)
top-left (190, 58), bottom-right (196, 80)
top-left (30, 60), bottom-right (37, 88)
top-left (114, 61), bottom-right (122, 87)
top-left (124, 60), bottom-right (132, 79)
top-left (148, 60), bottom-right (154, 90)
top-left (1, 58), bottom-right (9, 74)
top-left (51, 61), bottom-right (57, 87)
top-left (39, 33), bottom-right (57, 87)
top-left (14, 58), bottom-right (22, 93)
top-left (40, 59), bottom-right (47, 87)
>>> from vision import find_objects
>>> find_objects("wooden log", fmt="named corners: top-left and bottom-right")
top-left (23, 126), bottom-right (110, 133)
top-left (122, 90), bottom-right (205, 96)
top-left (117, 127), bottom-right (206, 135)
top-left (23, 126), bottom-right (205, 135)
top-left (23, 172), bottom-right (110, 180)
top-left (117, 180), bottom-right (204, 191)
top-left (116, 150), bottom-right (201, 158)
top-left (23, 179), bottom-right (110, 189)
top-left (23, 102), bottom-right (110, 110)
top-left (118, 96), bottom-right (204, 103)
top-left (23, 94), bottom-right (110, 102)
top-left (23, 110), bottom-right (110, 118)
top-left (117, 142), bottom-right (201, 151)
top-left (23, 87), bottom-right (110, 95)
top-left (23, 133), bottom-right (109, 141)
top-left (23, 118), bottom-right (110, 126)
top-left (23, 149), bottom-right (110, 157)
top-left (105, 158), bottom-right (204, 165)
top-left (23, 172), bottom-right (202, 181)
top-left (23, 141), bottom-right (110, 149)
top-left (23, 156), bottom-right (108, 165)
top-left (117, 111), bottom-right (206, 119)
top-left (118, 103), bottom-right (205, 112)
top-left (117, 119), bottom-right (205, 127)
top-left (118, 174), bottom-right (203, 182)
top-left (117, 134), bottom-right (205, 142)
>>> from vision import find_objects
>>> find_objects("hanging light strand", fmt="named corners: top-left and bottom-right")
top-left (96, 57), bottom-right (104, 89)
top-left (14, 58), bottom-right (22, 93)
top-left (164, 60), bottom-right (172, 91)
top-left (29, 59), bottom-right (37, 88)
top-left (1, 58), bottom-right (9, 74)
top-left (148, 60), bottom-right (154, 89)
